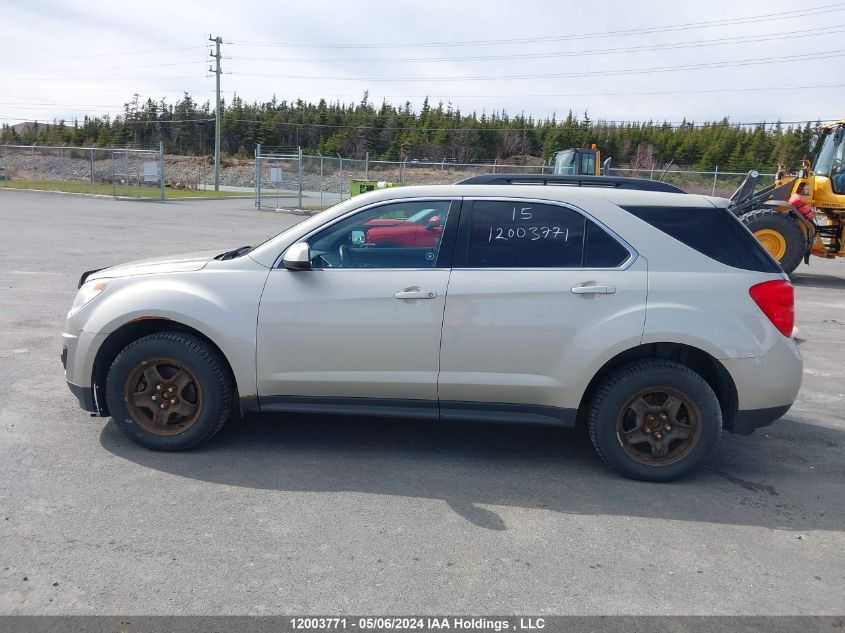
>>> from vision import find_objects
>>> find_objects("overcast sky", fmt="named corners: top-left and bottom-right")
top-left (1, 0), bottom-right (842, 129)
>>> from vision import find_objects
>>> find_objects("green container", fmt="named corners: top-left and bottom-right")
top-left (350, 179), bottom-right (402, 197)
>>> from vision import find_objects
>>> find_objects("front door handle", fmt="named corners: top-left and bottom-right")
top-left (571, 282), bottom-right (617, 295)
top-left (394, 287), bottom-right (438, 300)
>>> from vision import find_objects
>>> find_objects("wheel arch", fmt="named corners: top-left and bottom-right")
top-left (576, 342), bottom-right (739, 430)
top-left (91, 318), bottom-right (240, 417)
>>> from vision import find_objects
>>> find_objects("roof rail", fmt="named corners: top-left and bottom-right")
top-left (456, 173), bottom-right (686, 194)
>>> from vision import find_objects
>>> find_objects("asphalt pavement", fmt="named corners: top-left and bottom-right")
top-left (0, 189), bottom-right (842, 615)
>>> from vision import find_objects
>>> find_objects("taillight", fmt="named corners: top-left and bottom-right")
top-left (749, 280), bottom-right (794, 337)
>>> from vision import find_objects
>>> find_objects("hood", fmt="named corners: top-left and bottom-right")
top-left (84, 250), bottom-right (220, 282)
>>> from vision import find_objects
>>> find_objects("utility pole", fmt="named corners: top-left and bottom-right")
top-left (209, 35), bottom-right (222, 191)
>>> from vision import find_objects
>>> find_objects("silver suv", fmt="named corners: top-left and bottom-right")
top-left (62, 176), bottom-right (802, 481)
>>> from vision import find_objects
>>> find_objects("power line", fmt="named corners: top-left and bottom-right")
top-left (0, 61), bottom-right (208, 76)
top-left (227, 24), bottom-right (845, 64)
top-left (0, 60), bottom-right (205, 80)
top-left (228, 48), bottom-right (845, 82)
top-left (10, 45), bottom-right (209, 64)
top-left (229, 3), bottom-right (844, 49)
top-left (3, 82), bottom-right (843, 111)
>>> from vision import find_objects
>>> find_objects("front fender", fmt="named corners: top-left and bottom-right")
top-left (71, 266), bottom-right (270, 398)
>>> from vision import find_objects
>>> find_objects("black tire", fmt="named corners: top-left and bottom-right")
top-left (106, 332), bottom-right (233, 451)
top-left (588, 359), bottom-right (721, 482)
top-left (740, 208), bottom-right (805, 274)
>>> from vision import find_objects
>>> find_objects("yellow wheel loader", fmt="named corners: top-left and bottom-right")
top-left (731, 121), bottom-right (845, 273)
top-left (553, 144), bottom-right (612, 176)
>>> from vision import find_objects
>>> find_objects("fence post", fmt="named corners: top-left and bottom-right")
top-left (31, 145), bottom-right (35, 183)
top-left (298, 146), bottom-right (303, 209)
top-left (337, 154), bottom-right (343, 202)
top-left (112, 149), bottom-right (116, 198)
top-left (318, 151), bottom-right (323, 209)
top-left (90, 148), bottom-right (95, 186)
top-left (711, 165), bottom-right (719, 197)
top-left (650, 163), bottom-right (655, 180)
top-left (255, 144), bottom-right (261, 209)
top-left (441, 157), bottom-right (446, 180)
top-left (159, 142), bottom-right (165, 201)
top-left (400, 158), bottom-right (407, 184)
top-left (493, 157), bottom-right (497, 175)
top-left (59, 144), bottom-right (64, 181)
top-left (365, 151), bottom-right (369, 180)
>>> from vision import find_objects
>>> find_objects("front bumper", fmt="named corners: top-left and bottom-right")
top-left (62, 315), bottom-right (100, 413)
top-left (730, 404), bottom-right (792, 435)
top-left (67, 380), bottom-right (96, 412)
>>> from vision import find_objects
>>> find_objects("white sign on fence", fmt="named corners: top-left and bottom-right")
top-left (270, 167), bottom-right (283, 184)
top-left (143, 162), bottom-right (159, 182)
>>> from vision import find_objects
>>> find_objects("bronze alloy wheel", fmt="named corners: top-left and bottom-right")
top-left (123, 358), bottom-right (203, 435)
top-left (615, 386), bottom-right (701, 466)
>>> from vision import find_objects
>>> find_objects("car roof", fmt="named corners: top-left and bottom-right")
top-left (353, 183), bottom-right (729, 208)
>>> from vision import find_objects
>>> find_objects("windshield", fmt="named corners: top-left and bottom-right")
top-left (406, 208), bottom-right (439, 223)
top-left (553, 149), bottom-right (576, 175)
top-left (813, 126), bottom-right (845, 178)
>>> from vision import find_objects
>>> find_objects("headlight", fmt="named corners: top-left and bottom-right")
top-left (69, 279), bottom-right (111, 316)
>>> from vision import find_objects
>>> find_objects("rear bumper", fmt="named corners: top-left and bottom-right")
top-left (730, 404), bottom-right (792, 435)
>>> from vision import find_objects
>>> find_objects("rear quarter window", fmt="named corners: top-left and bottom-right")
top-left (621, 205), bottom-right (782, 273)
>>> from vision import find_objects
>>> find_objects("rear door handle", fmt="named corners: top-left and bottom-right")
top-left (571, 282), bottom-right (617, 295)
top-left (394, 288), bottom-right (438, 300)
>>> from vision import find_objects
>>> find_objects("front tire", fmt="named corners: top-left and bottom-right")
top-left (106, 332), bottom-right (233, 451)
top-left (740, 208), bottom-right (805, 274)
top-left (588, 360), bottom-right (721, 482)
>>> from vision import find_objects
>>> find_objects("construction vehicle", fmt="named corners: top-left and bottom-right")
top-left (552, 144), bottom-right (612, 176)
top-left (730, 120), bottom-right (845, 273)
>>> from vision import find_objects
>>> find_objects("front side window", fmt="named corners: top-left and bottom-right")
top-left (307, 200), bottom-right (452, 269)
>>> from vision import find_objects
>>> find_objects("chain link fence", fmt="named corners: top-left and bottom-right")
top-left (607, 167), bottom-right (777, 198)
top-left (0, 144), bottom-right (164, 200)
top-left (1, 143), bottom-right (777, 207)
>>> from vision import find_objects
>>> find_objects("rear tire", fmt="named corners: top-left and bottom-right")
top-left (106, 332), bottom-right (233, 451)
top-left (588, 360), bottom-right (721, 482)
top-left (740, 208), bottom-right (805, 274)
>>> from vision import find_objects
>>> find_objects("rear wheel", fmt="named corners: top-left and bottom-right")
top-left (740, 208), bottom-right (805, 274)
top-left (106, 332), bottom-right (233, 451)
top-left (588, 360), bottom-right (722, 481)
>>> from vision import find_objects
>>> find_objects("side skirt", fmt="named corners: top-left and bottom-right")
top-left (255, 395), bottom-right (576, 427)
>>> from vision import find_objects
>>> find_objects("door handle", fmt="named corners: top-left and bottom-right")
top-left (571, 282), bottom-right (617, 295)
top-left (394, 288), bottom-right (438, 300)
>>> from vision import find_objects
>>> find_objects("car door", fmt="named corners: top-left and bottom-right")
top-left (437, 197), bottom-right (648, 424)
top-left (256, 198), bottom-right (459, 416)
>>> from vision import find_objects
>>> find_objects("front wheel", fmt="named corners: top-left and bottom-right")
top-left (105, 332), bottom-right (233, 450)
top-left (588, 360), bottom-right (722, 481)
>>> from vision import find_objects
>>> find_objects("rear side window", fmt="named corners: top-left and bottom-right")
top-left (622, 205), bottom-right (782, 273)
top-left (460, 200), bottom-right (630, 268)
top-left (464, 200), bottom-right (586, 268)
top-left (584, 220), bottom-right (630, 267)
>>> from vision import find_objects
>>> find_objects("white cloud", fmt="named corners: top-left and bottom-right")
top-left (1, 0), bottom-right (841, 126)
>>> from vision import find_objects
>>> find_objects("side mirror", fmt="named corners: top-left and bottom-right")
top-left (424, 215), bottom-right (441, 231)
top-left (282, 242), bottom-right (311, 270)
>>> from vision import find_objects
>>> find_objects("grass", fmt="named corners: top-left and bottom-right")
top-left (0, 179), bottom-right (248, 199)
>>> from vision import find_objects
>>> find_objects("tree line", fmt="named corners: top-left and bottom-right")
top-left (0, 92), bottom-right (817, 171)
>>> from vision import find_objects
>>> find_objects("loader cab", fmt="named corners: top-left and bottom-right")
top-left (812, 123), bottom-right (845, 194)
top-left (553, 146), bottom-right (601, 176)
